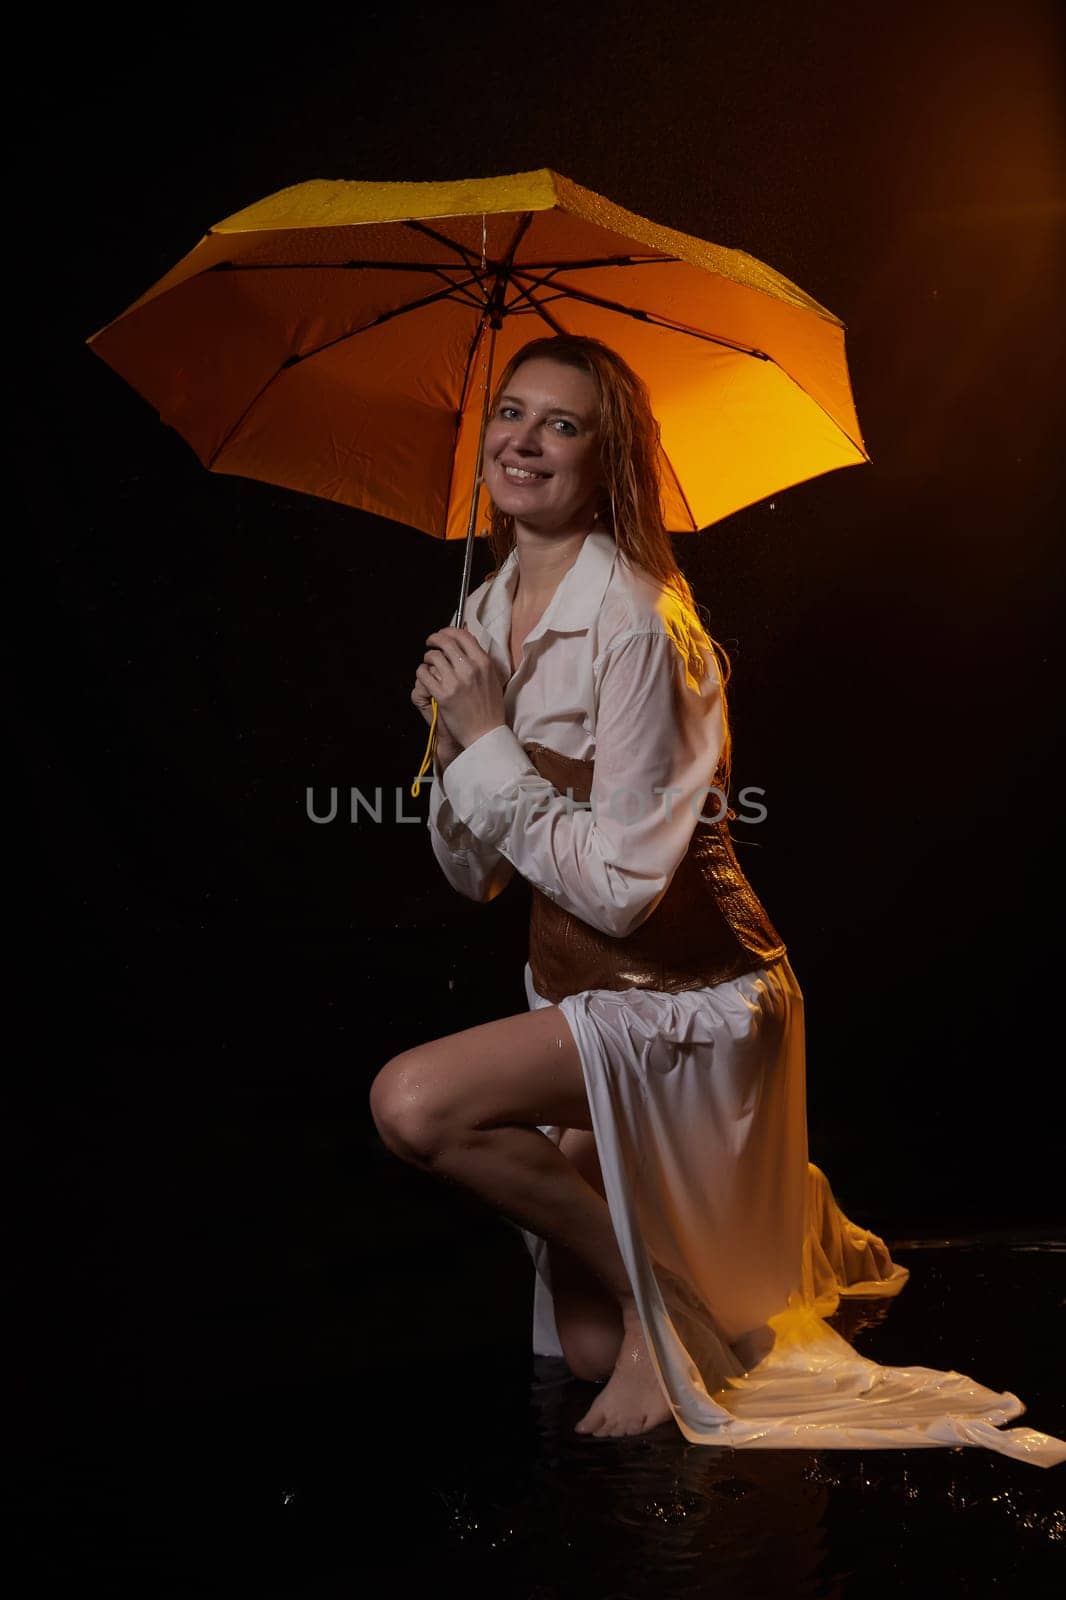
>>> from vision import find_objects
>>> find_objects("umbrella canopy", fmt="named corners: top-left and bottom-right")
top-left (88, 168), bottom-right (868, 552)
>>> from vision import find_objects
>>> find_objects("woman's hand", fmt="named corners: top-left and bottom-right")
top-left (411, 665), bottom-right (463, 769)
top-left (415, 626), bottom-right (507, 751)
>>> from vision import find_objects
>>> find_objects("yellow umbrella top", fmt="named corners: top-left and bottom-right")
top-left (89, 167), bottom-right (868, 539)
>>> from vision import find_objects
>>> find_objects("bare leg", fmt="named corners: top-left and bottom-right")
top-left (369, 1006), bottom-right (673, 1437)
top-left (548, 1131), bottom-right (625, 1384)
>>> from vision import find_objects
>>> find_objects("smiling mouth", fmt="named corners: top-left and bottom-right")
top-left (502, 465), bottom-right (550, 481)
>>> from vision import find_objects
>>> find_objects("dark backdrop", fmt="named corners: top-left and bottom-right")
top-left (12, 0), bottom-right (1064, 1240)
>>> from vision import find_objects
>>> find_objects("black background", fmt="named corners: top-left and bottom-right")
top-left (13, 0), bottom-right (1065, 1242)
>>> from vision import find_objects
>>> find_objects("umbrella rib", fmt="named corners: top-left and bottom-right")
top-left (442, 318), bottom-right (495, 543)
top-left (215, 257), bottom-right (537, 321)
top-left (510, 269), bottom-right (772, 360)
top-left (501, 274), bottom-right (571, 334)
top-left (211, 216), bottom-right (543, 499)
top-left (510, 291), bottom-right (576, 311)
top-left (210, 254), bottom-right (676, 277)
top-left (498, 211), bottom-right (536, 277)
top-left (515, 255), bottom-right (681, 274)
top-left (296, 275), bottom-right (486, 352)
top-left (213, 258), bottom-right (484, 274)
top-left (658, 445), bottom-right (700, 533)
top-left (214, 257), bottom-right (499, 320)
top-left (399, 224), bottom-right (678, 279)
top-left (400, 218), bottom-right (544, 318)
top-left (399, 222), bottom-right (519, 321)
top-left (403, 219), bottom-right (487, 274)
top-left (204, 274), bottom-right (488, 469)
top-left (213, 256), bottom-right (494, 310)
top-left (446, 282), bottom-right (496, 311)
top-left (510, 269), bottom-right (867, 456)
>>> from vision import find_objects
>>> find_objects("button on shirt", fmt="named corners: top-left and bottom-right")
top-left (428, 530), bottom-right (727, 938)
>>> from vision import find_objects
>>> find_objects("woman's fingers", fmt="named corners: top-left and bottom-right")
top-left (425, 627), bottom-right (483, 668)
top-left (421, 648), bottom-right (464, 698)
top-left (422, 630), bottom-right (499, 696)
top-left (412, 666), bottom-right (441, 727)
top-left (416, 629), bottom-right (504, 748)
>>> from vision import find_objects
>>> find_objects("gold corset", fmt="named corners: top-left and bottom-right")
top-left (523, 742), bottom-right (786, 1004)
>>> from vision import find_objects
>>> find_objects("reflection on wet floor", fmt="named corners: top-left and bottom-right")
top-left (13, 1231), bottom-right (1064, 1596)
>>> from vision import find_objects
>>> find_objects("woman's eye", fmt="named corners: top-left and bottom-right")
top-left (497, 406), bottom-right (574, 433)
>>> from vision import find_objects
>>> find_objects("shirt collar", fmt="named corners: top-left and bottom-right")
top-left (476, 530), bottom-right (618, 638)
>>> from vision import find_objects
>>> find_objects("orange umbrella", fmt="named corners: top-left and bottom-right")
top-left (87, 168), bottom-right (869, 779)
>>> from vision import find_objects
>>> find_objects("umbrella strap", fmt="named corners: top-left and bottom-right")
top-left (410, 700), bottom-right (440, 799)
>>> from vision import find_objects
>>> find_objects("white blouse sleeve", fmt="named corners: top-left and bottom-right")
top-left (427, 746), bottom-right (517, 904)
top-left (438, 630), bottom-right (725, 937)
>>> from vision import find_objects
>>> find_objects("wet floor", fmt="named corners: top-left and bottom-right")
top-left (10, 1122), bottom-right (1064, 1596)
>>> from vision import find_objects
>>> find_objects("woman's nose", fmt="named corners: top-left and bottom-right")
top-left (512, 418), bottom-right (542, 453)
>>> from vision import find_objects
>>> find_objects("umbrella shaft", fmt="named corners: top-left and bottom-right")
top-left (455, 320), bottom-right (499, 627)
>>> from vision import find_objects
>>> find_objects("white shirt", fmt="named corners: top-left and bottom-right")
top-left (427, 530), bottom-right (726, 937)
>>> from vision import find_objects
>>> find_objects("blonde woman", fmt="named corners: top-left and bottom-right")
top-left (371, 331), bottom-right (804, 1438)
top-left (368, 335), bottom-right (1065, 1466)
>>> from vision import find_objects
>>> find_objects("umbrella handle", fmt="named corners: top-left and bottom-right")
top-left (410, 698), bottom-right (440, 799)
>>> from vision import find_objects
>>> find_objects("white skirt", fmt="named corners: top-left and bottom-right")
top-left (520, 957), bottom-right (1065, 1466)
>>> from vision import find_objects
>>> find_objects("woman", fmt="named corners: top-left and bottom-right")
top-left (369, 337), bottom-right (1064, 1462)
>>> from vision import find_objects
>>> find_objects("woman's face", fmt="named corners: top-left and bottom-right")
top-left (483, 358), bottom-right (603, 532)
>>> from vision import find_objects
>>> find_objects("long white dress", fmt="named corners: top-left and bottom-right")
top-left (426, 531), bottom-right (1065, 1466)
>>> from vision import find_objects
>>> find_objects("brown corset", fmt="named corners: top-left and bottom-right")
top-left (523, 741), bottom-right (786, 1004)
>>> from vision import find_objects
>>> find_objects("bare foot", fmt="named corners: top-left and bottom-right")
top-left (574, 1298), bottom-right (673, 1438)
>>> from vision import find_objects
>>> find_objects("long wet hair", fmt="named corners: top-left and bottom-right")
top-left (483, 334), bottom-right (733, 789)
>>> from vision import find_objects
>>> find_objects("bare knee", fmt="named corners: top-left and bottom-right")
top-left (368, 1053), bottom-right (454, 1166)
